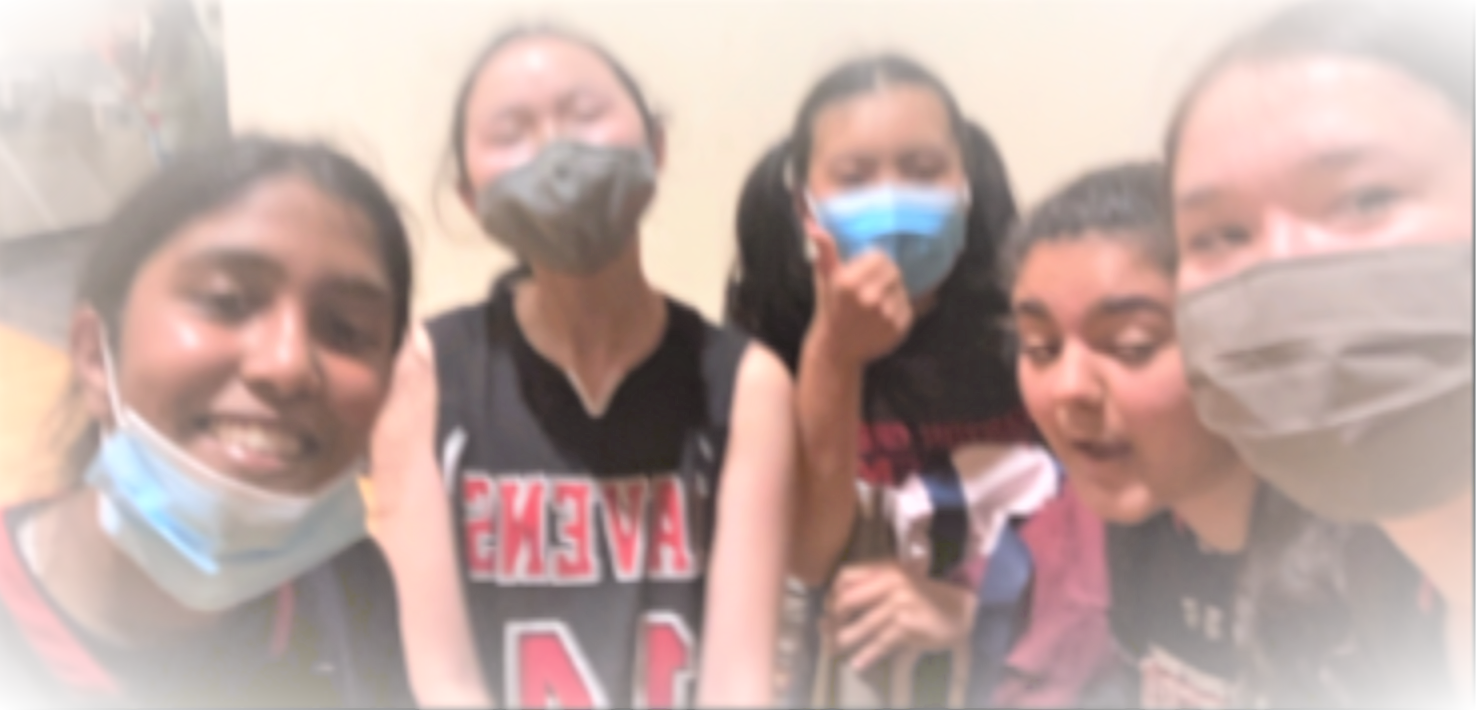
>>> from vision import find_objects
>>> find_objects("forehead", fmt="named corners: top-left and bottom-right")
top-left (146, 175), bottom-right (388, 285)
top-left (810, 83), bottom-right (956, 153)
top-left (470, 35), bottom-right (628, 107)
top-left (1173, 55), bottom-right (1468, 195)
top-left (1015, 235), bottom-right (1173, 303)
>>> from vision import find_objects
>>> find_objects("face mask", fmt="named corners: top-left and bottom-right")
top-left (86, 332), bottom-right (367, 611)
top-left (476, 140), bottom-right (657, 275)
top-left (809, 183), bottom-right (969, 297)
top-left (1176, 241), bottom-right (1473, 522)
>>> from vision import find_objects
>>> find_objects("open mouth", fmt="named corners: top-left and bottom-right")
top-left (196, 415), bottom-right (320, 472)
top-left (1072, 439), bottom-right (1133, 464)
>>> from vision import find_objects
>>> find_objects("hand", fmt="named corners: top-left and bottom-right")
top-left (806, 225), bottom-right (913, 368)
top-left (824, 560), bottom-right (977, 672)
top-left (366, 325), bottom-right (440, 519)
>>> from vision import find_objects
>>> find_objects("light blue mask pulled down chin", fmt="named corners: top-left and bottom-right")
top-left (811, 183), bottom-right (969, 297)
top-left (84, 333), bottom-right (366, 612)
top-left (87, 426), bottom-right (367, 612)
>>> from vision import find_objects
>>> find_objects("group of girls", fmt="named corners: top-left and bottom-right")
top-left (0, 0), bottom-right (1467, 708)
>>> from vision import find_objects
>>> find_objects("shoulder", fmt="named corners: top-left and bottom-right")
top-left (425, 269), bottom-right (524, 353)
top-left (664, 298), bottom-right (750, 366)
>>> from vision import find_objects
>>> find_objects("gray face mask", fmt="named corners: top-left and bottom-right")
top-left (475, 140), bottom-right (657, 275)
top-left (1176, 241), bottom-right (1473, 522)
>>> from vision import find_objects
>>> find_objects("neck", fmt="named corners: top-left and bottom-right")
top-left (27, 487), bottom-right (217, 647)
top-left (516, 246), bottom-right (667, 416)
top-left (1380, 486), bottom-right (1474, 699)
top-left (1171, 463), bottom-right (1260, 554)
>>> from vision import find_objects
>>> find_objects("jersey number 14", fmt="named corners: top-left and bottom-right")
top-left (507, 612), bottom-right (695, 708)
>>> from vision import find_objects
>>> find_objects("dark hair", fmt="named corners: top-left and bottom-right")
top-left (999, 161), bottom-right (1173, 294)
top-left (1166, 0), bottom-right (1473, 179)
top-left (55, 135), bottom-right (413, 483)
top-left (726, 53), bottom-right (1019, 369)
top-left (725, 54), bottom-right (1022, 448)
top-left (447, 24), bottom-right (662, 196)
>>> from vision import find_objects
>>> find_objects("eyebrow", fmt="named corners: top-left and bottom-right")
top-left (316, 276), bottom-right (394, 309)
top-left (1011, 300), bottom-right (1052, 320)
top-left (179, 247), bottom-right (284, 278)
top-left (1088, 295), bottom-right (1172, 319)
top-left (1177, 145), bottom-right (1389, 210)
top-left (180, 247), bottom-right (392, 304)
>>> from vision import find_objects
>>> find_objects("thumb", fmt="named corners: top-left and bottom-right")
top-left (806, 223), bottom-right (841, 283)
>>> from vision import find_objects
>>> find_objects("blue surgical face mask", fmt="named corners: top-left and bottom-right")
top-left (85, 329), bottom-right (367, 612)
top-left (809, 183), bottom-right (970, 297)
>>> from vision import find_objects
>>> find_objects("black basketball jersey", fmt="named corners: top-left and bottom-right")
top-left (427, 276), bottom-right (748, 709)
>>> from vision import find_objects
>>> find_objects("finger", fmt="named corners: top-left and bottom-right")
top-left (807, 226), bottom-right (841, 283)
top-left (831, 560), bottom-right (891, 594)
top-left (847, 250), bottom-right (897, 283)
top-left (835, 597), bottom-right (895, 656)
top-left (855, 276), bottom-right (893, 311)
top-left (848, 623), bottom-right (905, 672)
top-left (879, 297), bottom-right (913, 330)
top-left (831, 570), bottom-right (900, 620)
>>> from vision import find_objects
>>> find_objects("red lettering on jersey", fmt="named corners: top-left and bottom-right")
top-left (499, 477), bottom-right (547, 582)
top-left (647, 476), bottom-right (693, 579)
top-left (551, 478), bottom-right (597, 584)
top-left (507, 620), bottom-right (607, 708)
top-left (463, 472), bottom-right (498, 581)
top-left (637, 612), bottom-right (696, 709)
top-left (858, 458), bottom-right (895, 487)
top-left (599, 478), bottom-right (649, 582)
top-left (873, 422), bottom-right (912, 451)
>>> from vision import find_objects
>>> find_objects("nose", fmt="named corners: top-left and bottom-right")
top-left (1050, 342), bottom-right (1105, 431)
top-left (1262, 210), bottom-right (1336, 262)
top-left (241, 304), bottom-right (323, 403)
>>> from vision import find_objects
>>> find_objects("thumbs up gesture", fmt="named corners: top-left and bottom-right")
top-left (806, 221), bottom-right (914, 367)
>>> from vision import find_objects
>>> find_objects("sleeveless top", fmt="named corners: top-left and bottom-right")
top-left (427, 275), bottom-right (748, 708)
top-left (0, 502), bottom-right (410, 708)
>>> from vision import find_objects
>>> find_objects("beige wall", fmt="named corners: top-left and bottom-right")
top-left (222, 0), bottom-right (1293, 320)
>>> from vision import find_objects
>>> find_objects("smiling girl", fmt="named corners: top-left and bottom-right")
top-left (0, 137), bottom-right (415, 707)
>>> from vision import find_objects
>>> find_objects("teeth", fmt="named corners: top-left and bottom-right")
top-left (211, 420), bottom-right (308, 460)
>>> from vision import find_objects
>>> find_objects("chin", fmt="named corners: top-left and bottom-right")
top-left (1073, 480), bottom-right (1161, 526)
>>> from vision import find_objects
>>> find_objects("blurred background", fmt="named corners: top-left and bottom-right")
top-left (0, 0), bottom-right (1297, 503)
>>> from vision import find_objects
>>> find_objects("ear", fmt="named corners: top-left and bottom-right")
top-left (649, 120), bottom-right (668, 172)
top-left (69, 307), bottom-right (114, 427)
top-left (794, 189), bottom-right (824, 240)
top-left (456, 178), bottom-right (476, 216)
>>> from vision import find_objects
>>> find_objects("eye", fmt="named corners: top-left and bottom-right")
top-left (1109, 342), bottom-right (1160, 367)
top-left (899, 155), bottom-right (948, 183)
top-left (569, 98), bottom-right (609, 124)
top-left (192, 286), bottom-right (257, 322)
top-left (1183, 224), bottom-right (1252, 258)
top-left (1333, 185), bottom-right (1401, 220)
top-left (315, 312), bottom-right (384, 356)
top-left (1018, 338), bottom-right (1061, 366)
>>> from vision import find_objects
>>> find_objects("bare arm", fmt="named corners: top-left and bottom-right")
top-left (790, 327), bottom-right (864, 586)
top-left (789, 230), bottom-right (913, 587)
top-left (696, 343), bottom-right (798, 708)
top-left (367, 326), bottom-right (493, 708)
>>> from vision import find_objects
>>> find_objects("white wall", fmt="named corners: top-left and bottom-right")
top-left (221, 0), bottom-right (1293, 320)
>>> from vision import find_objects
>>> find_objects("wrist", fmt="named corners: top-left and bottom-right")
top-left (802, 321), bottom-right (868, 373)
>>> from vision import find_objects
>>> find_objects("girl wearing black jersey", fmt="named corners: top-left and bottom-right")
top-left (371, 25), bottom-right (795, 709)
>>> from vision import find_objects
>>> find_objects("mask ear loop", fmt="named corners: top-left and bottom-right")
top-left (785, 158), bottom-right (823, 265)
top-left (96, 324), bottom-right (124, 435)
